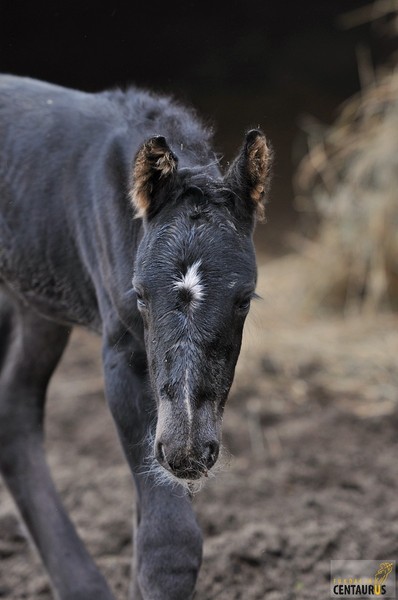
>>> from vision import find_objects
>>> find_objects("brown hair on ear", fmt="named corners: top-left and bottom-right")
top-left (130, 135), bottom-right (178, 218)
top-left (225, 129), bottom-right (273, 222)
top-left (245, 130), bottom-right (273, 221)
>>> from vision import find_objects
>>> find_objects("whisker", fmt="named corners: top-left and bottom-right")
top-left (111, 328), bottom-right (129, 351)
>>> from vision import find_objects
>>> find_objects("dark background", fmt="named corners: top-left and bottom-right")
top-left (0, 0), bottom-right (386, 251)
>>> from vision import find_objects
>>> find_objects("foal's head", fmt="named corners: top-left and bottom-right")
top-left (131, 131), bottom-right (272, 487)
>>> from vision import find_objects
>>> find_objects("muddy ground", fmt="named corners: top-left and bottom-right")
top-left (1, 252), bottom-right (398, 599)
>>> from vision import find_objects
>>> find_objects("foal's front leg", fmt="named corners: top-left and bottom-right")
top-left (0, 300), bottom-right (114, 600)
top-left (102, 339), bottom-right (203, 600)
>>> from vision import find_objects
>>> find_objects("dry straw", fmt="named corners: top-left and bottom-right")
top-left (294, 1), bottom-right (398, 314)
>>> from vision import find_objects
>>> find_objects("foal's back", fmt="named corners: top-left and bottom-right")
top-left (0, 76), bottom-right (217, 328)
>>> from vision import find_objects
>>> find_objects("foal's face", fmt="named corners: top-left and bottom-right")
top-left (134, 211), bottom-right (256, 481)
top-left (131, 131), bottom-right (272, 484)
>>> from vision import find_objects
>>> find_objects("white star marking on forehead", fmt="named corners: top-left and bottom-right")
top-left (173, 260), bottom-right (204, 307)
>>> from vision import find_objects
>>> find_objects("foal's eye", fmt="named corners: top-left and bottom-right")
top-left (135, 290), bottom-right (147, 309)
top-left (236, 297), bottom-right (251, 312)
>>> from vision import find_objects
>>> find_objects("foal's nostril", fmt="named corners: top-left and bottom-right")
top-left (203, 441), bottom-right (219, 470)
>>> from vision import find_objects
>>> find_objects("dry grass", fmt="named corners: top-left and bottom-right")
top-left (294, 6), bottom-right (398, 314)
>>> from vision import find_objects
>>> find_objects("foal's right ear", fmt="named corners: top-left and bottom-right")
top-left (130, 135), bottom-right (178, 219)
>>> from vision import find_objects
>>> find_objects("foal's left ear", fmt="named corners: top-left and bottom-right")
top-left (130, 135), bottom-right (178, 219)
top-left (225, 129), bottom-right (273, 222)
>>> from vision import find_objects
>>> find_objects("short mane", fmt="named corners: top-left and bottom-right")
top-left (101, 86), bottom-right (216, 166)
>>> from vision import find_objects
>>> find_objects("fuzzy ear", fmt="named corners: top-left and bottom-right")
top-left (225, 129), bottom-right (273, 221)
top-left (130, 135), bottom-right (178, 219)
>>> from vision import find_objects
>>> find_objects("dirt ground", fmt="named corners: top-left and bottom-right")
top-left (1, 251), bottom-right (398, 600)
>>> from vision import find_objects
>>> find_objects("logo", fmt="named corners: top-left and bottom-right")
top-left (330, 560), bottom-right (396, 598)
